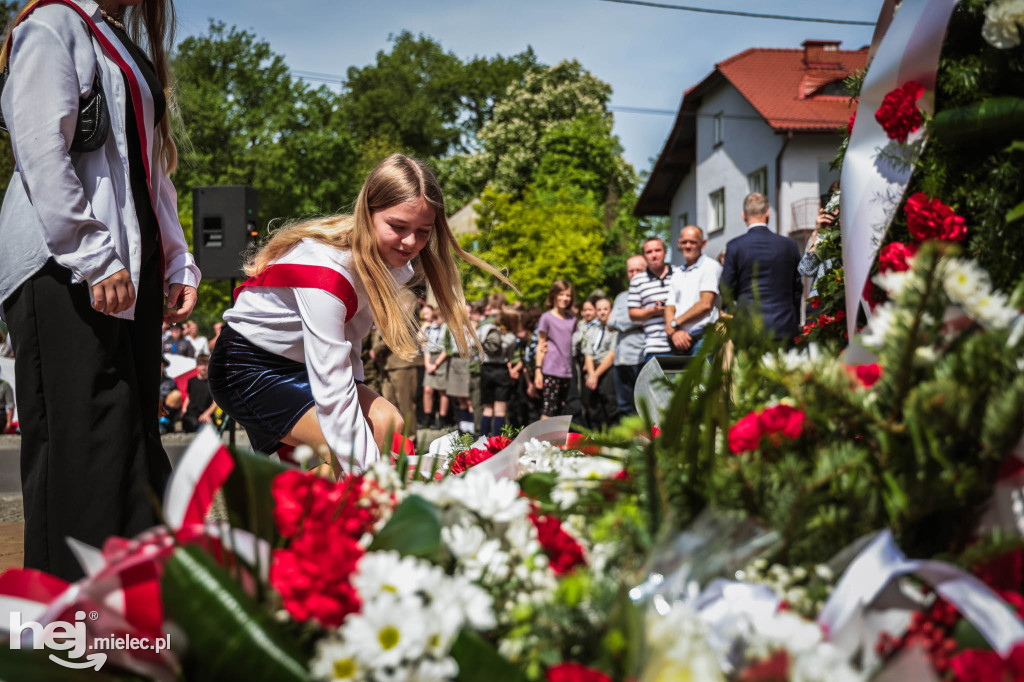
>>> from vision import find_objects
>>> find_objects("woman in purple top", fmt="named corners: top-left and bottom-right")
top-left (534, 280), bottom-right (578, 419)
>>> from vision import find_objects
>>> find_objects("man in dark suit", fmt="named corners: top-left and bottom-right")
top-left (721, 193), bottom-right (802, 345)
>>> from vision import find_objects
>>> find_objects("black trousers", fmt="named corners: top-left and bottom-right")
top-left (583, 370), bottom-right (618, 431)
top-left (3, 258), bottom-right (170, 581)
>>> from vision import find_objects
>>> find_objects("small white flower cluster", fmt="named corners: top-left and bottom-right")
top-left (517, 438), bottom-right (623, 508)
top-left (642, 589), bottom-right (864, 682)
top-left (762, 344), bottom-right (825, 374)
top-left (744, 610), bottom-right (865, 682)
top-left (408, 469), bottom-right (558, 623)
top-left (310, 551), bottom-right (495, 682)
top-left (982, 0), bottom-right (1024, 48)
top-left (737, 559), bottom-right (834, 619)
top-left (641, 604), bottom-right (727, 682)
top-left (859, 302), bottom-right (899, 350)
top-left (941, 257), bottom-right (1017, 329)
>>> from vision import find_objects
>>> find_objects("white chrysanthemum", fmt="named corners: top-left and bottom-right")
top-left (408, 656), bottom-right (459, 682)
top-left (873, 270), bottom-right (911, 298)
top-left (365, 461), bottom-right (404, 493)
top-left (433, 573), bottom-right (497, 630)
top-left (983, 0), bottom-right (1024, 48)
top-left (353, 551), bottom-right (442, 602)
top-left (942, 257), bottom-right (992, 307)
top-left (441, 522), bottom-right (489, 562)
top-left (504, 515), bottom-right (541, 556)
top-left (457, 470), bottom-right (530, 523)
top-left (967, 291), bottom-right (1017, 329)
top-left (517, 438), bottom-right (562, 473)
top-left (310, 637), bottom-right (366, 681)
top-left (342, 592), bottom-right (428, 668)
top-left (859, 303), bottom-right (896, 349)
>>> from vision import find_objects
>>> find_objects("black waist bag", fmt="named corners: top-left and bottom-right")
top-left (0, 63), bottom-right (110, 153)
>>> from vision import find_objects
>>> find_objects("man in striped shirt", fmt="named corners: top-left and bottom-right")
top-left (628, 237), bottom-right (675, 362)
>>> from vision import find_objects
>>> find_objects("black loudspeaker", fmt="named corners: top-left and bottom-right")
top-left (192, 185), bottom-right (258, 281)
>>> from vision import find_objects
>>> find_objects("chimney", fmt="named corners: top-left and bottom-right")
top-left (802, 40), bottom-right (842, 69)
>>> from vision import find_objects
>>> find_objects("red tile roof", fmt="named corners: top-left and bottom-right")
top-left (715, 46), bottom-right (868, 131)
top-left (635, 42), bottom-right (868, 216)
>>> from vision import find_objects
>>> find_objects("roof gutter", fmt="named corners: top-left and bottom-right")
top-left (774, 131), bottom-right (794, 234)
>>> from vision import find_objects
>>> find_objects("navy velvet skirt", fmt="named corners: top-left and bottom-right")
top-left (208, 324), bottom-right (315, 454)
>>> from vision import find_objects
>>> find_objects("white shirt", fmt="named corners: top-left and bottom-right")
top-left (667, 255), bottom-right (722, 333)
top-left (224, 239), bottom-right (414, 472)
top-left (0, 0), bottom-right (200, 317)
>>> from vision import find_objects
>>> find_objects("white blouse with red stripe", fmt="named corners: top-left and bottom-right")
top-left (224, 239), bottom-right (414, 471)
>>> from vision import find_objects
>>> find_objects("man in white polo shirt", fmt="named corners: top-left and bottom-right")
top-left (664, 225), bottom-right (722, 357)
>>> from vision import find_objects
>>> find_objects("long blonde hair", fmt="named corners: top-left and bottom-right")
top-left (1, 0), bottom-right (179, 173)
top-left (246, 154), bottom-right (515, 360)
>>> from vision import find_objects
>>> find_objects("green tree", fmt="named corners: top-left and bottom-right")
top-left (464, 187), bottom-right (605, 305)
top-left (339, 31), bottom-right (463, 160)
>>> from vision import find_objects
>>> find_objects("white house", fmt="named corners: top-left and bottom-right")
top-left (636, 40), bottom-right (867, 262)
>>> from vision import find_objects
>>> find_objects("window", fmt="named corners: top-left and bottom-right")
top-left (678, 212), bottom-right (689, 230)
top-left (713, 113), bottom-right (724, 147)
top-left (748, 167), bottom-right (768, 195)
top-left (709, 189), bottom-right (725, 234)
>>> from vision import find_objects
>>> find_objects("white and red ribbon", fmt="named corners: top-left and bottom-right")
top-left (840, 0), bottom-right (960, 341)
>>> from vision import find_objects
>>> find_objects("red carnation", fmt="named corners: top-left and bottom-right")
top-left (848, 363), bottom-right (882, 388)
top-left (759, 404), bottom-right (805, 440)
top-left (874, 80), bottom-right (924, 143)
top-left (904, 193), bottom-right (968, 243)
top-left (487, 435), bottom-right (513, 453)
top-left (878, 241), bottom-right (918, 272)
top-left (270, 529), bottom-right (364, 626)
top-left (728, 411), bottom-right (763, 454)
top-left (847, 112), bottom-right (856, 137)
top-left (547, 662), bottom-right (613, 682)
top-left (530, 512), bottom-right (586, 575)
top-left (950, 646), bottom-right (1024, 682)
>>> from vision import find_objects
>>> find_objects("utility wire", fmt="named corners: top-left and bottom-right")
top-left (596, 0), bottom-right (875, 26)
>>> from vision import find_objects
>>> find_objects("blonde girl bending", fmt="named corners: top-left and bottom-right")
top-left (209, 154), bottom-right (509, 474)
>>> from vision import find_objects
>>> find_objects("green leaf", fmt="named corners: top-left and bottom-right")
top-left (366, 494), bottom-right (442, 560)
top-left (449, 629), bottom-right (526, 682)
top-left (931, 97), bottom-right (1024, 148)
top-left (952, 617), bottom-right (989, 651)
top-left (881, 471), bottom-right (909, 523)
top-left (0, 647), bottom-right (144, 681)
top-left (161, 545), bottom-right (308, 682)
top-left (220, 447), bottom-right (290, 544)
top-left (518, 472), bottom-right (558, 502)
top-left (1007, 199), bottom-right (1024, 225)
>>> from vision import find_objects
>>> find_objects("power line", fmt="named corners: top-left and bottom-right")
top-left (596, 0), bottom-right (875, 26)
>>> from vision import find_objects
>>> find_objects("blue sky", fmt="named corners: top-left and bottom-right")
top-left (175, 1), bottom-right (879, 174)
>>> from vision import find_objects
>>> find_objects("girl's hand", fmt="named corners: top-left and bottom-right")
top-left (534, 369), bottom-right (544, 391)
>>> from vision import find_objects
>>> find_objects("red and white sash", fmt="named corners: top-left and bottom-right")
top-left (233, 263), bottom-right (359, 321)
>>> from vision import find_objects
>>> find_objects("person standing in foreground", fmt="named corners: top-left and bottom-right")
top-left (664, 225), bottom-right (721, 357)
top-left (609, 255), bottom-right (646, 418)
top-left (209, 155), bottom-right (510, 475)
top-left (721, 193), bottom-right (801, 345)
top-left (629, 237), bottom-right (675, 362)
top-left (0, 0), bottom-right (200, 581)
